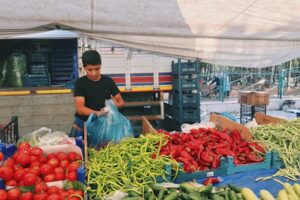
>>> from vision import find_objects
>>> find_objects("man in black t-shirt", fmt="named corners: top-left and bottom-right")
top-left (69, 50), bottom-right (125, 137)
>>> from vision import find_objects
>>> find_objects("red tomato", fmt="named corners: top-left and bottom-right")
top-left (0, 189), bottom-right (8, 199)
top-left (74, 190), bottom-right (84, 197)
top-left (33, 192), bottom-right (48, 200)
top-left (18, 142), bottom-right (31, 150)
top-left (18, 180), bottom-right (24, 186)
top-left (47, 194), bottom-right (62, 200)
top-left (23, 173), bottom-right (37, 186)
top-left (54, 173), bottom-right (65, 181)
top-left (36, 177), bottom-right (43, 184)
top-left (67, 152), bottom-right (76, 162)
top-left (68, 197), bottom-right (80, 200)
top-left (60, 192), bottom-right (69, 199)
top-left (66, 171), bottom-right (77, 181)
top-left (67, 163), bottom-right (80, 172)
top-left (47, 186), bottom-right (58, 195)
top-left (59, 160), bottom-right (70, 168)
top-left (13, 164), bottom-right (23, 171)
top-left (20, 191), bottom-right (33, 200)
top-left (8, 187), bottom-right (21, 200)
top-left (47, 158), bottom-right (59, 168)
top-left (14, 169), bottom-right (25, 181)
top-left (16, 153), bottom-right (30, 166)
top-left (3, 158), bottom-right (15, 168)
top-left (0, 167), bottom-right (14, 181)
top-left (30, 161), bottom-right (42, 168)
top-left (30, 147), bottom-right (43, 157)
top-left (34, 182), bottom-right (48, 193)
top-left (0, 152), bottom-right (4, 161)
top-left (47, 154), bottom-right (56, 160)
top-left (56, 152), bottom-right (67, 161)
top-left (5, 179), bottom-right (18, 187)
top-left (53, 167), bottom-right (64, 174)
top-left (40, 164), bottom-right (54, 175)
top-left (30, 155), bottom-right (39, 163)
top-left (75, 154), bottom-right (82, 161)
top-left (43, 174), bottom-right (55, 182)
top-left (67, 189), bottom-right (75, 195)
top-left (40, 157), bottom-right (47, 164)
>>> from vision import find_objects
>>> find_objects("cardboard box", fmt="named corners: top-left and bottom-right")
top-left (142, 116), bottom-right (158, 135)
top-left (238, 91), bottom-right (270, 105)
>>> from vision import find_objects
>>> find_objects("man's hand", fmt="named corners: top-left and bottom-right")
top-left (96, 107), bottom-right (109, 116)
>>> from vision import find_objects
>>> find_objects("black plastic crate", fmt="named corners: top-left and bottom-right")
top-left (173, 107), bottom-right (200, 123)
top-left (29, 64), bottom-right (48, 74)
top-left (173, 92), bottom-right (198, 105)
top-left (0, 116), bottom-right (19, 145)
top-left (29, 52), bottom-right (47, 63)
top-left (240, 104), bottom-right (267, 124)
top-left (172, 77), bottom-right (198, 90)
top-left (22, 74), bottom-right (51, 87)
top-left (172, 61), bottom-right (199, 75)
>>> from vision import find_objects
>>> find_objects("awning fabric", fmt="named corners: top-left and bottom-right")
top-left (1, 0), bottom-right (300, 68)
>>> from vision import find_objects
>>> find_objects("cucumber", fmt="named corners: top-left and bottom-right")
top-left (128, 191), bottom-right (140, 197)
top-left (179, 192), bottom-right (190, 200)
top-left (211, 194), bottom-right (224, 200)
top-left (180, 183), bottom-right (198, 193)
top-left (157, 188), bottom-right (166, 200)
top-left (228, 184), bottom-right (242, 193)
top-left (188, 192), bottom-right (203, 200)
top-left (122, 197), bottom-right (142, 200)
top-left (163, 191), bottom-right (178, 200)
top-left (229, 190), bottom-right (238, 200)
top-left (199, 184), bottom-right (213, 195)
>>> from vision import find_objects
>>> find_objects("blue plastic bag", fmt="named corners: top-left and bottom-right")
top-left (85, 100), bottom-right (134, 148)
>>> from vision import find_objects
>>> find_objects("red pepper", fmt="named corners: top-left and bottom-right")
top-left (211, 157), bottom-right (221, 169)
top-left (248, 142), bottom-right (266, 154)
top-left (231, 130), bottom-right (242, 143)
top-left (200, 150), bottom-right (214, 163)
top-left (215, 148), bottom-right (234, 156)
top-left (180, 150), bottom-right (194, 161)
top-left (202, 177), bottom-right (221, 185)
top-left (247, 153), bottom-right (264, 163)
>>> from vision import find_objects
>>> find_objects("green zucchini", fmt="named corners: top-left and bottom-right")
top-left (228, 184), bottom-right (242, 193)
top-left (163, 191), bottom-right (178, 200)
top-left (229, 190), bottom-right (238, 200)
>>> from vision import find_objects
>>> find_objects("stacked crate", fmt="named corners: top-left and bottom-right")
top-left (171, 59), bottom-right (201, 124)
top-left (51, 48), bottom-right (76, 85)
top-left (23, 49), bottom-right (51, 87)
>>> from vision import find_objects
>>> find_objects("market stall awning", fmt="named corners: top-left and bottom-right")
top-left (0, 0), bottom-right (300, 68)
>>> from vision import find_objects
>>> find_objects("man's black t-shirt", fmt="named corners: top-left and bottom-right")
top-left (74, 75), bottom-right (120, 121)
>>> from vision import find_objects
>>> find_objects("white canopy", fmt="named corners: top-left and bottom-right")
top-left (1, 0), bottom-right (300, 68)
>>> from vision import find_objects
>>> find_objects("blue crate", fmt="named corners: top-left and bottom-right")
top-left (156, 164), bottom-right (172, 183)
top-left (173, 77), bottom-right (198, 90)
top-left (173, 157), bottom-right (227, 183)
top-left (173, 92), bottom-right (198, 105)
top-left (22, 74), bottom-right (51, 87)
top-left (172, 61), bottom-right (199, 75)
top-left (271, 151), bottom-right (283, 169)
top-left (77, 165), bottom-right (86, 184)
top-left (226, 151), bottom-right (271, 174)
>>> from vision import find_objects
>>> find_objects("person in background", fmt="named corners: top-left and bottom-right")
top-left (69, 50), bottom-right (125, 137)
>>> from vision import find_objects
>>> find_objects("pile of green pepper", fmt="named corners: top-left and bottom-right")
top-left (251, 118), bottom-right (300, 181)
top-left (86, 134), bottom-right (178, 199)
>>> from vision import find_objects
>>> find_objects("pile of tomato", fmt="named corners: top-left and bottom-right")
top-left (0, 142), bottom-right (84, 200)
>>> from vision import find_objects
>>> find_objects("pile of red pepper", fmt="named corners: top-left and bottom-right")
top-left (157, 128), bottom-right (265, 173)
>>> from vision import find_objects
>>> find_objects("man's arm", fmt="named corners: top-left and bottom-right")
top-left (111, 93), bottom-right (125, 108)
top-left (74, 96), bottom-right (102, 116)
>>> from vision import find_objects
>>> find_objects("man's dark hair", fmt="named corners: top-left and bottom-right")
top-left (82, 50), bottom-right (102, 67)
